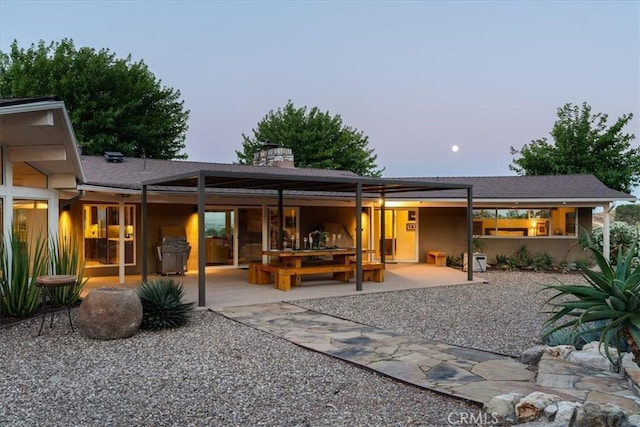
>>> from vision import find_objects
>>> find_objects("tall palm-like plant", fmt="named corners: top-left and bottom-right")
top-left (543, 238), bottom-right (640, 368)
top-left (0, 231), bottom-right (48, 317)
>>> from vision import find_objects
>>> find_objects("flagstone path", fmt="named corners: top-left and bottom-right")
top-left (215, 302), bottom-right (640, 413)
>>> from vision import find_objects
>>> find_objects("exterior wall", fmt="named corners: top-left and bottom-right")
top-left (419, 206), bottom-right (593, 265)
top-left (72, 199), bottom-right (596, 278)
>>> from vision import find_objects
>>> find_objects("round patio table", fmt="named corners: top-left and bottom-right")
top-left (35, 275), bottom-right (77, 336)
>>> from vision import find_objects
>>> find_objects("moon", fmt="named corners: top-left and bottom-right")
top-left (451, 145), bottom-right (459, 152)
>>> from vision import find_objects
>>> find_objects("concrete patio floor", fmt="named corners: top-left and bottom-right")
top-left (82, 263), bottom-right (486, 310)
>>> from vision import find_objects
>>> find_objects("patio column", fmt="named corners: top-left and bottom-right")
top-left (467, 186), bottom-right (473, 281)
top-left (380, 193), bottom-right (386, 265)
top-left (356, 182), bottom-right (363, 291)
top-left (603, 203), bottom-right (611, 262)
top-left (141, 185), bottom-right (148, 282)
top-left (197, 171), bottom-right (206, 307)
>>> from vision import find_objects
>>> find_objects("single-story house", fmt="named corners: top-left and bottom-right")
top-left (1, 97), bottom-right (636, 295)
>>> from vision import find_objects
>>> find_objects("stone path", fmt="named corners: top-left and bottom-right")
top-left (215, 302), bottom-right (640, 413)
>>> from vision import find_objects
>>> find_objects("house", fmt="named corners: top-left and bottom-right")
top-left (1, 98), bottom-right (636, 291)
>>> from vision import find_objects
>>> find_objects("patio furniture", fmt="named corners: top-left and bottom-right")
top-left (35, 274), bottom-right (77, 336)
top-left (426, 250), bottom-right (447, 267)
top-left (250, 249), bottom-right (384, 291)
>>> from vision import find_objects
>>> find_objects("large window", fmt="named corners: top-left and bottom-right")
top-left (13, 162), bottom-right (47, 188)
top-left (83, 204), bottom-right (135, 266)
top-left (474, 207), bottom-right (577, 237)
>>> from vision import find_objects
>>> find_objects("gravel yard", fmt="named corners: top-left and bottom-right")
top-left (0, 271), bottom-right (584, 426)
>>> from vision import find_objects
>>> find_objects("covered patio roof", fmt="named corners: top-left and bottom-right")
top-left (141, 170), bottom-right (474, 307)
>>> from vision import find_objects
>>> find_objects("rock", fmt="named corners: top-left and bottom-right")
top-left (567, 342), bottom-right (620, 371)
top-left (78, 287), bottom-right (143, 340)
top-left (485, 392), bottom-right (523, 423)
top-left (574, 401), bottom-right (627, 427)
top-left (625, 414), bottom-right (640, 427)
top-left (621, 353), bottom-right (640, 397)
top-left (543, 403), bottom-right (558, 419)
top-left (520, 345), bottom-right (547, 365)
top-left (516, 391), bottom-right (562, 423)
top-left (544, 345), bottom-right (575, 359)
top-left (554, 401), bottom-right (581, 424)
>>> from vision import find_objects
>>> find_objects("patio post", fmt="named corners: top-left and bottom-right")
top-left (467, 186), bottom-right (473, 281)
top-left (141, 184), bottom-right (148, 282)
top-left (356, 182), bottom-right (363, 291)
top-left (278, 189), bottom-right (284, 249)
top-left (380, 193), bottom-right (386, 265)
top-left (198, 171), bottom-right (206, 307)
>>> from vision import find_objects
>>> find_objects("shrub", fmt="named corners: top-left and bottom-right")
top-left (446, 254), bottom-right (462, 268)
top-left (531, 251), bottom-right (554, 272)
top-left (586, 222), bottom-right (640, 262)
top-left (543, 320), bottom-right (630, 351)
top-left (543, 237), bottom-right (640, 368)
top-left (513, 244), bottom-right (532, 268)
top-left (137, 277), bottom-right (195, 330)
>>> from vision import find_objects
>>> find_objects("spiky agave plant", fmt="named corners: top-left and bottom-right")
top-left (543, 238), bottom-right (640, 368)
top-left (137, 277), bottom-right (195, 330)
top-left (0, 230), bottom-right (48, 317)
top-left (48, 234), bottom-right (88, 306)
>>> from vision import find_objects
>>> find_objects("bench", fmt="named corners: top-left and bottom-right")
top-left (426, 251), bottom-right (447, 267)
top-left (248, 262), bottom-right (279, 285)
top-left (250, 262), bottom-right (385, 291)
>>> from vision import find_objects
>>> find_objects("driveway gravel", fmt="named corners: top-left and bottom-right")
top-left (0, 270), bottom-right (585, 426)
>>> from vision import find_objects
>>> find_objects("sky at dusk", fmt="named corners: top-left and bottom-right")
top-left (1, 1), bottom-right (639, 195)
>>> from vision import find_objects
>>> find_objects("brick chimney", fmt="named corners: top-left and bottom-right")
top-left (252, 143), bottom-right (295, 168)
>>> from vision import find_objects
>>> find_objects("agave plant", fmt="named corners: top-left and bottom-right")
top-left (136, 277), bottom-right (195, 330)
top-left (0, 231), bottom-right (48, 317)
top-left (48, 234), bottom-right (88, 305)
top-left (543, 238), bottom-right (640, 368)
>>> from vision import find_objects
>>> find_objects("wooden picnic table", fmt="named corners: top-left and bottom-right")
top-left (249, 248), bottom-right (383, 291)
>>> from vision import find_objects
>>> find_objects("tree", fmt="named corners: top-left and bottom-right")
top-left (616, 204), bottom-right (640, 225)
top-left (510, 102), bottom-right (639, 193)
top-left (236, 101), bottom-right (382, 176)
top-left (0, 39), bottom-right (189, 159)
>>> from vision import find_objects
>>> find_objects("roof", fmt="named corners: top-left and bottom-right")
top-left (82, 155), bottom-right (467, 195)
top-left (79, 155), bottom-right (635, 203)
top-left (0, 97), bottom-right (86, 185)
top-left (389, 175), bottom-right (636, 202)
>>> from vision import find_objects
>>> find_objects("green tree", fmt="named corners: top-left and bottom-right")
top-left (616, 204), bottom-right (640, 225)
top-left (236, 100), bottom-right (382, 176)
top-left (510, 102), bottom-right (639, 193)
top-left (0, 39), bottom-right (189, 159)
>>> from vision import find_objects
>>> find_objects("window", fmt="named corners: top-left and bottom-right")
top-left (473, 207), bottom-right (577, 237)
top-left (83, 204), bottom-right (135, 266)
top-left (13, 162), bottom-right (47, 188)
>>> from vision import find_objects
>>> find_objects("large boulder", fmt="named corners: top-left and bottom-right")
top-left (78, 287), bottom-right (143, 340)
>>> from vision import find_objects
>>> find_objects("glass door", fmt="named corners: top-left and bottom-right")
top-left (204, 210), bottom-right (234, 265)
top-left (237, 208), bottom-right (263, 264)
top-left (373, 208), bottom-right (417, 262)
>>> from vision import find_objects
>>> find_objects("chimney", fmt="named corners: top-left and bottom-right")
top-left (252, 143), bottom-right (295, 168)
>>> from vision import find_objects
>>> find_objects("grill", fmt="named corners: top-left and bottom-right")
top-left (156, 227), bottom-right (191, 275)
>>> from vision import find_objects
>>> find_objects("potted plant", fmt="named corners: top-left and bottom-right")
top-left (310, 230), bottom-right (328, 249)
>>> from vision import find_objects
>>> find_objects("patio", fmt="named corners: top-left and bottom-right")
top-left (81, 263), bottom-right (486, 310)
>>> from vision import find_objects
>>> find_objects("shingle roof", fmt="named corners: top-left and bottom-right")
top-left (79, 156), bottom-right (635, 202)
top-left (80, 155), bottom-right (360, 190)
top-left (0, 96), bottom-right (61, 106)
top-left (390, 175), bottom-right (635, 201)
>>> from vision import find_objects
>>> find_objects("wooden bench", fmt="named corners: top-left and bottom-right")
top-left (426, 251), bottom-right (447, 267)
top-left (275, 262), bottom-right (385, 291)
top-left (248, 262), bottom-right (279, 284)
top-left (250, 261), bottom-right (385, 291)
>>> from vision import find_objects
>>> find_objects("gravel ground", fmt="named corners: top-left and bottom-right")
top-left (0, 271), bottom-right (584, 426)
top-left (295, 270), bottom-right (587, 357)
